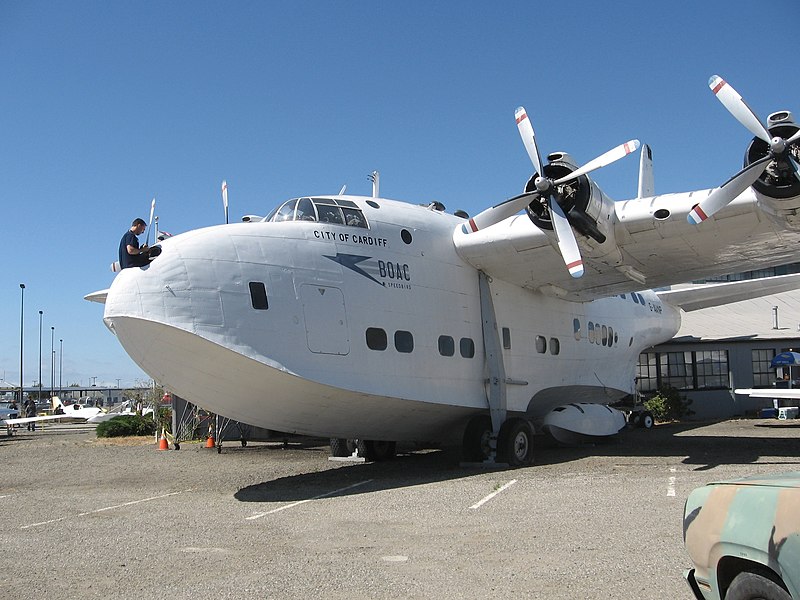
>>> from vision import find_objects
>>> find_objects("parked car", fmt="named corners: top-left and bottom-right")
top-left (684, 472), bottom-right (800, 599)
top-left (0, 401), bottom-right (20, 419)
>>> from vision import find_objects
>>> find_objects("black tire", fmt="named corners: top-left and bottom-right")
top-left (462, 415), bottom-right (492, 462)
top-left (640, 411), bottom-right (654, 429)
top-left (363, 440), bottom-right (397, 461)
top-left (629, 412), bottom-right (641, 427)
top-left (330, 437), bottom-right (350, 457)
top-left (497, 418), bottom-right (535, 467)
top-left (726, 571), bottom-right (791, 600)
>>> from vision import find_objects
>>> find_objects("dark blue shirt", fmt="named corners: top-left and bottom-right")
top-left (119, 230), bottom-right (147, 269)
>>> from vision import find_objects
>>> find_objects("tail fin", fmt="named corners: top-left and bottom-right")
top-left (637, 144), bottom-right (654, 198)
top-left (51, 396), bottom-right (63, 410)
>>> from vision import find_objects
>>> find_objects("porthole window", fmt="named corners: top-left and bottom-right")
top-left (366, 328), bottom-right (387, 351)
top-left (248, 282), bottom-right (269, 310)
top-left (401, 229), bottom-right (413, 244)
top-left (550, 338), bottom-right (560, 355)
top-left (460, 337), bottom-right (475, 358)
top-left (588, 322), bottom-right (595, 344)
top-left (573, 318), bottom-right (581, 341)
top-left (502, 327), bottom-right (511, 350)
top-left (608, 327), bottom-right (614, 347)
top-left (395, 330), bottom-right (414, 353)
top-left (438, 335), bottom-right (455, 357)
top-left (535, 335), bottom-right (547, 353)
top-left (602, 325), bottom-right (608, 347)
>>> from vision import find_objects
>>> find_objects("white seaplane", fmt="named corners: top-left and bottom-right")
top-left (87, 76), bottom-right (800, 465)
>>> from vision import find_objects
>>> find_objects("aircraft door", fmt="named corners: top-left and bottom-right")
top-left (300, 284), bottom-right (350, 355)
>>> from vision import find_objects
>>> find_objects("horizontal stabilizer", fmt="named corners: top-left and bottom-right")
top-left (734, 388), bottom-right (800, 399)
top-left (84, 289), bottom-right (109, 304)
top-left (656, 273), bottom-right (800, 312)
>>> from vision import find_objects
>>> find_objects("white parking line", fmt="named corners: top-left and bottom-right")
top-left (20, 489), bottom-right (191, 530)
top-left (246, 479), bottom-right (374, 520)
top-left (667, 467), bottom-right (677, 497)
top-left (470, 479), bottom-right (518, 509)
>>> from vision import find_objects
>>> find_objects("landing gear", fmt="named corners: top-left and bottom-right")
top-left (462, 415), bottom-right (535, 467)
top-left (497, 418), bottom-right (535, 467)
top-left (363, 440), bottom-right (397, 461)
top-left (640, 411), bottom-right (654, 429)
top-left (330, 438), bottom-right (396, 461)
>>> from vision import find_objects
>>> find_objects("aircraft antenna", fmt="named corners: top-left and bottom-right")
top-left (221, 180), bottom-right (229, 224)
top-left (368, 171), bottom-right (380, 198)
top-left (145, 198), bottom-right (156, 247)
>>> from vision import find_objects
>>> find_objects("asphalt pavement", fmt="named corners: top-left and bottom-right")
top-left (1, 418), bottom-right (799, 599)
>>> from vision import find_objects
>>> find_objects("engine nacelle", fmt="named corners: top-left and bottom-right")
top-left (524, 152), bottom-right (617, 251)
top-left (746, 110), bottom-right (800, 219)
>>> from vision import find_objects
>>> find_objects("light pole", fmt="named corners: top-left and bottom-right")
top-left (59, 339), bottom-right (63, 396)
top-left (50, 326), bottom-right (55, 399)
top-left (19, 284), bottom-right (25, 405)
top-left (38, 310), bottom-right (43, 402)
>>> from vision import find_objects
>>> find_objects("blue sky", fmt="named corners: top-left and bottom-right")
top-left (1, 0), bottom-right (798, 388)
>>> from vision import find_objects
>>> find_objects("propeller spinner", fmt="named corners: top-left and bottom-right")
top-left (688, 75), bottom-right (800, 224)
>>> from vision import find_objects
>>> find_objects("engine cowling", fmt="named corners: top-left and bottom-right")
top-left (746, 110), bottom-right (800, 216)
top-left (524, 152), bottom-right (615, 246)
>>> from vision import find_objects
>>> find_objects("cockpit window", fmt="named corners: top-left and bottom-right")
top-left (273, 199), bottom-right (297, 222)
top-left (267, 197), bottom-right (368, 228)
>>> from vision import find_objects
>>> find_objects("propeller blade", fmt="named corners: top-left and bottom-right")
top-left (554, 140), bottom-right (641, 185)
top-left (708, 75), bottom-right (771, 143)
top-left (460, 191), bottom-right (539, 234)
top-left (687, 155), bottom-right (771, 224)
top-left (515, 106), bottom-right (544, 176)
top-left (787, 129), bottom-right (800, 146)
top-left (549, 196), bottom-right (584, 278)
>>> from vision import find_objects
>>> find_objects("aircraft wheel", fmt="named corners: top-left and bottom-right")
top-left (640, 411), bottom-right (654, 429)
top-left (364, 440), bottom-right (397, 461)
top-left (330, 437), bottom-right (349, 457)
top-left (498, 418), bottom-right (535, 467)
top-left (628, 412), bottom-right (641, 427)
top-left (461, 415), bottom-right (492, 462)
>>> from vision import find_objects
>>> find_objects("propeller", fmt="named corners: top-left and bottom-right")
top-left (462, 107), bottom-right (638, 278)
top-left (688, 75), bottom-right (800, 224)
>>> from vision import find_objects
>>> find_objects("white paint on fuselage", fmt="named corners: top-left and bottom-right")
top-left (103, 196), bottom-right (680, 442)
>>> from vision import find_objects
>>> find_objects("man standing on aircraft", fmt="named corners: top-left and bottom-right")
top-left (119, 218), bottom-right (150, 269)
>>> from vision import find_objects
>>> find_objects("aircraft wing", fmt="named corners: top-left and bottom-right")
top-left (734, 388), bottom-right (800, 399)
top-left (453, 188), bottom-right (800, 302)
top-left (2, 414), bottom-right (86, 425)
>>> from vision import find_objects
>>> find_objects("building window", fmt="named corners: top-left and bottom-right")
top-left (751, 349), bottom-right (776, 387)
top-left (394, 330), bottom-right (414, 353)
top-left (660, 352), bottom-right (694, 390)
top-left (502, 327), bottom-right (511, 350)
top-left (460, 338), bottom-right (475, 358)
top-left (438, 335), bottom-right (455, 357)
top-left (248, 282), bottom-right (269, 310)
top-left (637, 352), bottom-right (658, 393)
top-left (366, 328), bottom-right (387, 351)
top-left (695, 350), bottom-right (729, 389)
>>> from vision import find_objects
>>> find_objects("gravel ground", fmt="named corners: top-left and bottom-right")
top-left (1, 418), bottom-right (799, 599)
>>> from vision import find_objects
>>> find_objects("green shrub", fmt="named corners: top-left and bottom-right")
top-left (643, 386), bottom-right (694, 422)
top-left (96, 415), bottom-right (157, 438)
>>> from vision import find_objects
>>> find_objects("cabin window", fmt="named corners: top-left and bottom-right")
top-left (573, 318), bottom-right (581, 341)
top-left (317, 204), bottom-right (344, 224)
top-left (266, 197), bottom-right (368, 228)
top-left (366, 328), bottom-right (387, 351)
top-left (602, 325), bottom-right (608, 347)
top-left (608, 327), bottom-right (614, 347)
top-left (248, 282), bottom-right (269, 310)
top-left (588, 323), bottom-right (595, 344)
top-left (273, 199), bottom-right (297, 222)
top-left (394, 330), bottom-right (414, 353)
top-left (502, 327), bottom-right (511, 350)
top-left (438, 335), bottom-right (455, 357)
top-left (550, 338), bottom-right (560, 355)
top-left (535, 336), bottom-right (546, 353)
top-left (460, 337), bottom-right (475, 358)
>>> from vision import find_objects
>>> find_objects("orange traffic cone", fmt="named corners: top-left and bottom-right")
top-left (158, 430), bottom-right (169, 451)
top-left (205, 434), bottom-right (215, 449)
